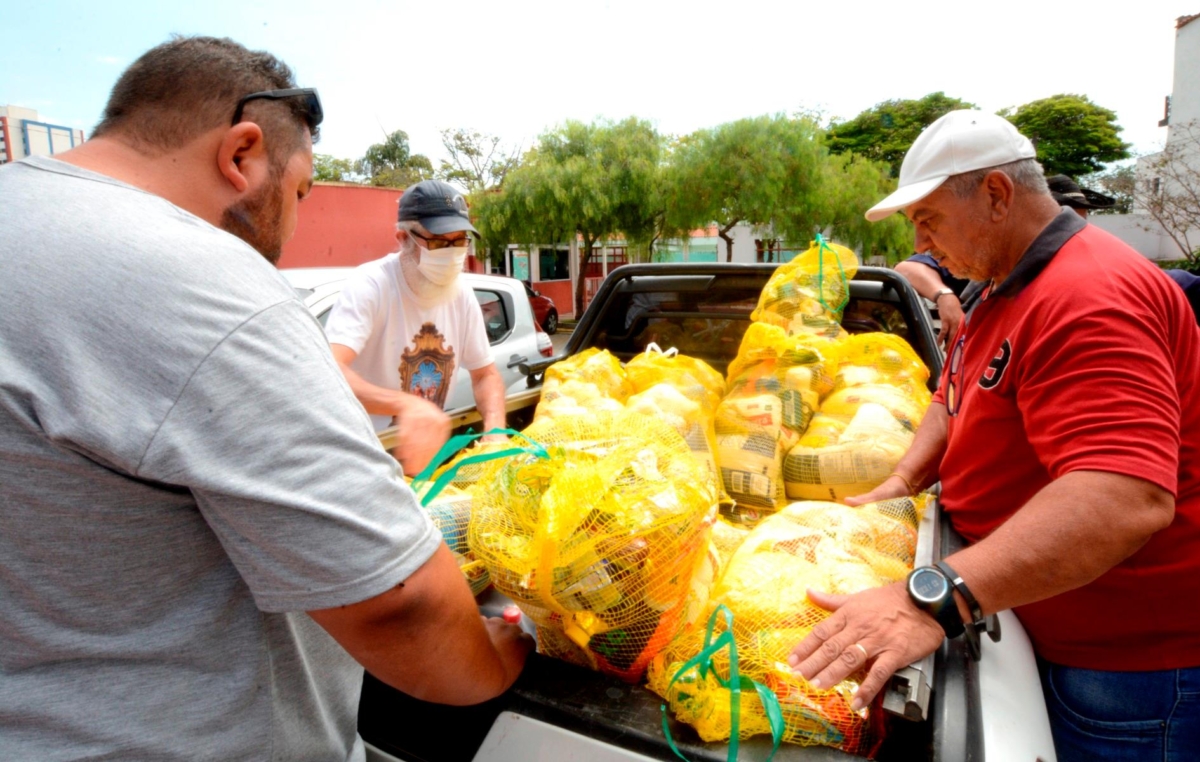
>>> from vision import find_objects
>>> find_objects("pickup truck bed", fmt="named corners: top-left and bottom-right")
top-left (365, 263), bottom-right (1052, 762)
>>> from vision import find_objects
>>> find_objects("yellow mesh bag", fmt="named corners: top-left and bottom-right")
top-left (750, 237), bottom-right (860, 339)
top-left (469, 409), bottom-right (719, 682)
top-left (716, 326), bottom-right (839, 516)
top-left (649, 496), bottom-right (928, 755)
top-left (783, 334), bottom-right (930, 502)
top-left (540, 348), bottom-right (632, 403)
top-left (624, 343), bottom-right (726, 411)
top-left (830, 332), bottom-right (931, 400)
top-left (784, 403), bottom-right (917, 501)
top-left (623, 345), bottom-right (728, 504)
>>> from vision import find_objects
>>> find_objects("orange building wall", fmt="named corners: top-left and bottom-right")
top-left (536, 281), bottom-right (573, 317)
top-left (279, 183), bottom-right (403, 269)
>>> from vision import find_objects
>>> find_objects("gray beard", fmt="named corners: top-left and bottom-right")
top-left (399, 249), bottom-right (459, 308)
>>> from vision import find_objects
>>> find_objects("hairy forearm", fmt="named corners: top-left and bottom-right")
top-left (895, 262), bottom-right (949, 302)
top-left (471, 365), bottom-right (507, 433)
top-left (329, 344), bottom-right (403, 418)
top-left (946, 470), bottom-right (1174, 618)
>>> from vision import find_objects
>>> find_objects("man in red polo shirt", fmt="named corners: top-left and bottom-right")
top-left (788, 110), bottom-right (1200, 761)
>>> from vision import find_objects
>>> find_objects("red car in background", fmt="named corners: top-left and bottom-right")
top-left (523, 281), bottom-right (559, 334)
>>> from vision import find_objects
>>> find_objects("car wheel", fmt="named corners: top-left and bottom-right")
top-left (544, 311), bottom-right (558, 335)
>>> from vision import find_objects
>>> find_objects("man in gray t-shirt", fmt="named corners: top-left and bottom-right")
top-left (0, 37), bottom-right (530, 762)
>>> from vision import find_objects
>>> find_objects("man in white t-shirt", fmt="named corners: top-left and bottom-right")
top-left (325, 180), bottom-right (506, 473)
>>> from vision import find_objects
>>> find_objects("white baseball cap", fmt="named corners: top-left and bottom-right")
top-left (865, 110), bottom-right (1036, 221)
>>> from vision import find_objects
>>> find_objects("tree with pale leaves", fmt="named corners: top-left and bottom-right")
top-left (436, 128), bottom-right (520, 192)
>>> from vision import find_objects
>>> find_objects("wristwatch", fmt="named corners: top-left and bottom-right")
top-left (906, 565), bottom-right (965, 638)
top-left (932, 287), bottom-right (956, 302)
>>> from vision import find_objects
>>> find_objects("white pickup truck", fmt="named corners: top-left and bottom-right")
top-left (360, 263), bottom-right (1056, 762)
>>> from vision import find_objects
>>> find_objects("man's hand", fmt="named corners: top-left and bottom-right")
top-left (935, 293), bottom-right (964, 349)
top-left (787, 583), bottom-right (945, 710)
top-left (482, 615), bottom-right (536, 691)
top-left (309, 545), bottom-right (533, 706)
top-left (844, 475), bottom-right (913, 507)
top-left (391, 394), bottom-right (451, 474)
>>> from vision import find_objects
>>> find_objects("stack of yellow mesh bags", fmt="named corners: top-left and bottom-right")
top-left (716, 239), bottom-right (933, 519)
top-left (469, 409), bottom-right (720, 682)
top-left (648, 496), bottom-right (928, 756)
top-left (715, 239), bottom-right (857, 521)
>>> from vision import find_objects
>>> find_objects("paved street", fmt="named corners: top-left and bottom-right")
top-left (550, 328), bottom-right (571, 356)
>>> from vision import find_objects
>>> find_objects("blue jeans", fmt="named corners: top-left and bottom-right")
top-left (1040, 660), bottom-right (1200, 761)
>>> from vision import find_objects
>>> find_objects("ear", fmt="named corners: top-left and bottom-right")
top-left (216, 123), bottom-right (269, 194)
top-left (983, 170), bottom-right (1016, 221)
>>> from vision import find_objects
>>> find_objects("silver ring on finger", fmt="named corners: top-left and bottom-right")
top-left (852, 642), bottom-right (869, 661)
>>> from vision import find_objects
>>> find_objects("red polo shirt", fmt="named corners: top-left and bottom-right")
top-left (934, 210), bottom-right (1200, 671)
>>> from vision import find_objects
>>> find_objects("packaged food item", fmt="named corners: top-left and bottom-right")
top-left (716, 325), bottom-right (839, 514)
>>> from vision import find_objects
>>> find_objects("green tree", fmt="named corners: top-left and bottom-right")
top-left (803, 150), bottom-right (913, 265)
top-left (475, 118), bottom-right (664, 315)
top-left (663, 114), bottom-right (906, 263)
top-left (436, 128), bottom-right (521, 192)
top-left (312, 154), bottom-right (358, 183)
top-left (357, 129), bottom-right (433, 188)
top-left (826, 92), bottom-right (978, 177)
top-left (1003, 94), bottom-right (1131, 177)
top-left (665, 114), bottom-right (825, 262)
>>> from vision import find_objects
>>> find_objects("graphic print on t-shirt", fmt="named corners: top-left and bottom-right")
top-left (399, 322), bottom-right (456, 407)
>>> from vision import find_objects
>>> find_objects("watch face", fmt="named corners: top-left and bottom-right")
top-left (909, 567), bottom-right (949, 604)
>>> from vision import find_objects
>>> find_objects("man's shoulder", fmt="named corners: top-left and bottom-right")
top-left (344, 254), bottom-right (399, 292)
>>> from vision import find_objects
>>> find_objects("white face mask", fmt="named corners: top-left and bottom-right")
top-left (416, 244), bottom-right (469, 286)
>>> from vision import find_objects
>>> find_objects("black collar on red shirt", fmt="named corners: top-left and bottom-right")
top-left (960, 208), bottom-right (1086, 314)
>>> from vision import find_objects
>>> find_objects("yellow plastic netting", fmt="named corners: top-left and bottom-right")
top-left (535, 348), bottom-right (632, 422)
top-left (750, 239), bottom-right (860, 339)
top-left (624, 345), bottom-right (728, 501)
top-left (715, 324), bottom-right (840, 519)
top-left (648, 496), bottom-right (928, 755)
top-left (469, 409), bottom-right (720, 682)
top-left (783, 333), bottom-right (931, 502)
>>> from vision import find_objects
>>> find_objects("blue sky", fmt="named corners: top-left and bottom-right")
top-left (4, 0), bottom-right (1196, 170)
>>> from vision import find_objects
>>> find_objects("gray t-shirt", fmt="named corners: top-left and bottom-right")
top-left (0, 157), bottom-right (442, 761)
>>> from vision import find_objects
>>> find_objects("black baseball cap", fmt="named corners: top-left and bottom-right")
top-left (397, 180), bottom-right (478, 235)
top-left (1046, 174), bottom-right (1115, 210)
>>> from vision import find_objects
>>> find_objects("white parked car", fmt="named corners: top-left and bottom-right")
top-left (281, 267), bottom-right (554, 412)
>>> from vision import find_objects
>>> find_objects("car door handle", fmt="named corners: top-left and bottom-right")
top-left (506, 354), bottom-right (528, 369)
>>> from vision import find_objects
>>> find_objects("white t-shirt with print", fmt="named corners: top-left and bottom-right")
top-left (325, 253), bottom-right (492, 430)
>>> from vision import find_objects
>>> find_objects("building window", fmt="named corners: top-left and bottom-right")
top-left (539, 247), bottom-right (570, 280)
top-left (585, 246), bottom-right (628, 277)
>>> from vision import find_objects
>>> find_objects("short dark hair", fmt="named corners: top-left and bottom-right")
top-left (92, 36), bottom-right (318, 165)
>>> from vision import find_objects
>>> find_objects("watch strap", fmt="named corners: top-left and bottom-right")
top-left (935, 560), bottom-right (984, 631)
top-left (933, 287), bottom-right (956, 302)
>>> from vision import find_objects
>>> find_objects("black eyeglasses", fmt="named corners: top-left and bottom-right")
top-left (231, 88), bottom-right (323, 131)
top-left (411, 232), bottom-right (471, 251)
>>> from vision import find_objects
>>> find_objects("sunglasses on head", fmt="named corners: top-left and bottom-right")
top-left (231, 88), bottom-right (323, 131)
